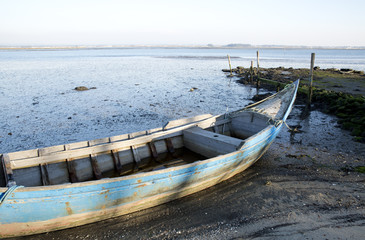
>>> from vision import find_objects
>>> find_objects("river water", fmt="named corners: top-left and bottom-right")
top-left (0, 48), bottom-right (364, 153)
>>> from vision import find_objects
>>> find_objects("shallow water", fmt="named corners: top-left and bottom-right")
top-left (0, 48), bottom-right (364, 153)
top-left (0, 50), bottom-right (257, 153)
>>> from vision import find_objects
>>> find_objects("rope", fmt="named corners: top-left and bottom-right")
top-left (275, 119), bottom-right (294, 131)
top-left (283, 121), bottom-right (293, 131)
top-left (0, 185), bottom-right (23, 206)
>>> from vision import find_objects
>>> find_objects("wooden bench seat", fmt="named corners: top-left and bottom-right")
top-left (183, 127), bottom-right (244, 158)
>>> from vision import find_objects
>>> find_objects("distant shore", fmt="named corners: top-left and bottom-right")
top-left (1, 44), bottom-right (365, 51)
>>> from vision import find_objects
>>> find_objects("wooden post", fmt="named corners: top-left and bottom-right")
top-left (308, 53), bottom-right (315, 107)
top-left (256, 51), bottom-right (260, 88)
top-left (256, 51), bottom-right (260, 78)
top-left (227, 54), bottom-right (233, 77)
top-left (250, 60), bottom-right (254, 82)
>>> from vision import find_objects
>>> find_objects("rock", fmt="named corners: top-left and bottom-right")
top-left (189, 87), bottom-right (198, 92)
top-left (281, 71), bottom-right (291, 75)
top-left (74, 86), bottom-right (89, 91)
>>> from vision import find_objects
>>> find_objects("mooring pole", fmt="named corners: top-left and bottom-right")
top-left (308, 53), bottom-right (315, 108)
top-left (256, 50), bottom-right (260, 88)
top-left (250, 60), bottom-right (254, 82)
top-left (227, 54), bottom-right (233, 77)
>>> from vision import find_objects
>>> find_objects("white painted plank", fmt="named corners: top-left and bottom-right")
top-left (183, 127), bottom-right (244, 158)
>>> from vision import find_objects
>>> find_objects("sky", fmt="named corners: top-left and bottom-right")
top-left (1, 0), bottom-right (365, 47)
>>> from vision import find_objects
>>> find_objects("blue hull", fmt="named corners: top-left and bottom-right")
top-left (0, 124), bottom-right (281, 237)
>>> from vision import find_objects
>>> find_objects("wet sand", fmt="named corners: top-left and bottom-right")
top-left (14, 100), bottom-right (365, 240)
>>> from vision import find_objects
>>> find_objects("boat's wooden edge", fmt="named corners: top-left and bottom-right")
top-left (4, 114), bottom-right (215, 162)
top-left (0, 122), bottom-right (284, 192)
top-left (163, 114), bottom-right (213, 130)
top-left (7, 116), bottom-right (231, 170)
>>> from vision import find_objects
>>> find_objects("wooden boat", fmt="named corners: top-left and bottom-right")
top-left (0, 80), bottom-right (299, 237)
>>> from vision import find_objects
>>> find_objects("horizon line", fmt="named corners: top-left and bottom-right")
top-left (1, 44), bottom-right (365, 50)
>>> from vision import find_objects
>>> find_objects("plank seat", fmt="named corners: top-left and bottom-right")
top-left (183, 127), bottom-right (244, 158)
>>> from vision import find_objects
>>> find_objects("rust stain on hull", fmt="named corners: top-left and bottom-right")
top-left (65, 202), bottom-right (73, 215)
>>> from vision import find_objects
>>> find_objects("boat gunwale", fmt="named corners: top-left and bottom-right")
top-left (0, 123), bottom-right (280, 192)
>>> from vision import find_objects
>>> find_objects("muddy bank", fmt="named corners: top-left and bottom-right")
top-left (224, 66), bottom-right (365, 95)
top-left (225, 67), bottom-right (365, 143)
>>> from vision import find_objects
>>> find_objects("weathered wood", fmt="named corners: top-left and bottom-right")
top-left (231, 112), bottom-right (270, 139)
top-left (111, 150), bottom-right (123, 175)
top-left (39, 164), bottom-right (50, 186)
top-left (66, 159), bottom-right (78, 183)
top-left (213, 125), bottom-right (219, 134)
top-left (8, 149), bottom-right (39, 161)
top-left (65, 141), bottom-right (89, 151)
top-left (250, 60), bottom-right (254, 82)
top-left (165, 138), bottom-right (175, 154)
top-left (183, 127), bottom-right (244, 158)
top-left (130, 146), bottom-right (141, 169)
top-left (1, 154), bottom-right (15, 187)
top-left (227, 54), bottom-right (233, 77)
top-left (308, 52), bottom-right (315, 107)
top-left (128, 134), bottom-right (142, 169)
top-left (256, 51), bottom-right (260, 87)
top-left (90, 154), bottom-right (103, 180)
top-left (129, 131), bottom-right (147, 139)
top-left (89, 137), bottom-right (110, 146)
top-left (163, 114), bottom-right (213, 130)
top-left (109, 134), bottom-right (129, 143)
top-left (148, 141), bottom-right (159, 159)
top-left (38, 145), bottom-right (65, 156)
top-left (10, 115), bottom-right (223, 169)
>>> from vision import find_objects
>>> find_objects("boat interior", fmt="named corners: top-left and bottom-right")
top-left (1, 111), bottom-right (273, 187)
